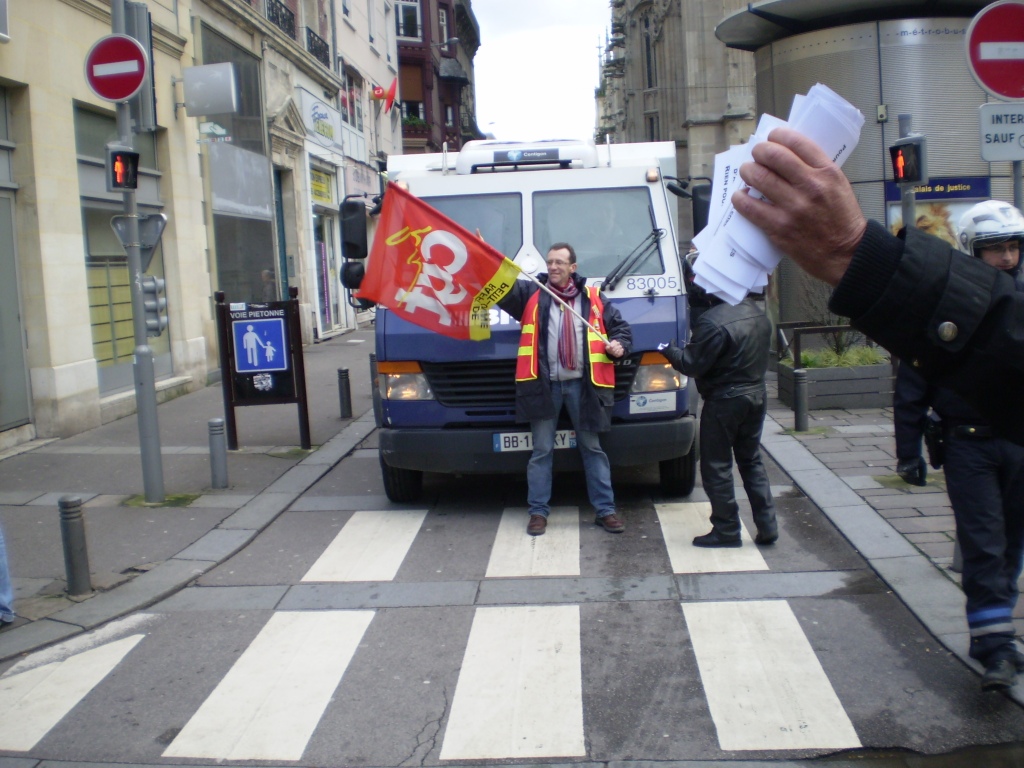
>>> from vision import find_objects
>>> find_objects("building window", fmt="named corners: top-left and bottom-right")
top-left (644, 17), bottom-right (657, 89)
top-left (367, 0), bottom-right (376, 44)
top-left (445, 104), bottom-right (454, 126)
top-left (401, 101), bottom-right (424, 121)
top-left (396, 0), bottom-right (420, 39)
top-left (384, 2), bottom-right (394, 62)
top-left (646, 114), bottom-right (659, 142)
top-left (343, 0), bottom-right (349, 15)
top-left (439, 6), bottom-right (449, 45)
top-left (341, 70), bottom-right (364, 132)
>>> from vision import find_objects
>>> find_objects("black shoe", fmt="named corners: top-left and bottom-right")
top-left (982, 657), bottom-right (1019, 692)
top-left (755, 530), bottom-right (778, 546)
top-left (594, 513), bottom-right (625, 533)
top-left (692, 530), bottom-right (742, 548)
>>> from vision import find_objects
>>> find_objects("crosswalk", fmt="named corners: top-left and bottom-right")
top-left (0, 502), bottom-right (868, 761)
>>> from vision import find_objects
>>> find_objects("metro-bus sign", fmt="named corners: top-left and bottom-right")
top-left (85, 34), bottom-right (149, 102)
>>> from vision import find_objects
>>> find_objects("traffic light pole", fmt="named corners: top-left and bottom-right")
top-left (113, 0), bottom-right (165, 502)
top-left (897, 114), bottom-right (916, 232)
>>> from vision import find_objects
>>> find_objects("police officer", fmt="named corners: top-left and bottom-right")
top-left (893, 200), bottom-right (1024, 691)
top-left (663, 252), bottom-right (777, 548)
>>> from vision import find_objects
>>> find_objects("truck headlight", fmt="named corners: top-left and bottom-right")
top-left (630, 352), bottom-right (686, 393)
top-left (377, 362), bottom-right (434, 400)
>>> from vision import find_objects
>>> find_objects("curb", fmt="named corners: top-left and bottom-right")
top-left (0, 409), bottom-right (377, 663)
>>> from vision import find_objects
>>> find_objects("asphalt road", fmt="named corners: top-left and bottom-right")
top-left (3, 445), bottom-right (1024, 767)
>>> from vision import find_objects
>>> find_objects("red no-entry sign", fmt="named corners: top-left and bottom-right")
top-left (84, 34), bottom-right (148, 102)
top-left (967, 0), bottom-right (1024, 101)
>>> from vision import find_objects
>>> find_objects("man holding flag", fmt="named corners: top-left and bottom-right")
top-left (497, 243), bottom-right (632, 536)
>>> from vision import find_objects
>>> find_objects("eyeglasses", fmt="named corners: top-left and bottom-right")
top-left (546, 259), bottom-right (572, 267)
top-left (980, 242), bottom-right (1021, 256)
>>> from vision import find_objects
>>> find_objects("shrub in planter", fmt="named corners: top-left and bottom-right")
top-left (777, 346), bottom-right (895, 410)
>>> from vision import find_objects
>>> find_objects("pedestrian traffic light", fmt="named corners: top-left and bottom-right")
top-left (106, 146), bottom-right (140, 192)
top-left (140, 275), bottom-right (167, 337)
top-left (889, 135), bottom-right (927, 184)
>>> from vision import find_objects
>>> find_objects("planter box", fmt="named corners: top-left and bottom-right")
top-left (777, 363), bottom-right (895, 410)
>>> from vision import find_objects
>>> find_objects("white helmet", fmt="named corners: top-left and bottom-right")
top-left (957, 200), bottom-right (1024, 258)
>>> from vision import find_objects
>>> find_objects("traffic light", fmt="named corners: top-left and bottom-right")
top-left (889, 135), bottom-right (927, 184)
top-left (106, 146), bottom-right (140, 192)
top-left (140, 275), bottom-right (167, 337)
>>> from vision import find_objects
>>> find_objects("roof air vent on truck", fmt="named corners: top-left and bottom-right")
top-left (455, 139), bottom-right (599, 174)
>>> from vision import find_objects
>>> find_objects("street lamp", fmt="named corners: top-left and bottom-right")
top-left (431, 37), bottom-right (459, 48)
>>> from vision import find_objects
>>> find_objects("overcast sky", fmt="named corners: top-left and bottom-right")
top-left (471, 0), bottom-right (611, 143)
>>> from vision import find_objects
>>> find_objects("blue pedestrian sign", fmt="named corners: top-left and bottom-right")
top-left (232, 318), bottom-right (288, 373)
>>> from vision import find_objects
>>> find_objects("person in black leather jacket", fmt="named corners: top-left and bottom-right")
top-left (732, 128), bottom-right (1024, 446)
top-left (663, 255), bottom-right (777, 548)
top-left (892, 200), bottom-right (1024, 692)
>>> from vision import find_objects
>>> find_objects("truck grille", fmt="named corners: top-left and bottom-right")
top-left (420, 359), bottom-right (638, 409)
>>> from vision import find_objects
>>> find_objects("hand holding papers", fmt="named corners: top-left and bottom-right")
top-left (691, 84), bottom-right (865, 304)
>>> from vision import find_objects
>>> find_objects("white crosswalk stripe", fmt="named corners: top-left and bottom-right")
top-left (302, 508), bottom-right (428, 582)
top-left (0, 634), bottom-right (143, 751)
top-left (683, 600), bottom-right (861, 750)
top-left (486, 506), bottom-right (580, 578)
top-left (440, 604), bottom-right (585, 760)
top-left (163, 611), bottom-right (374, 761)
top-left (656, 501), bottom-right (768, 573)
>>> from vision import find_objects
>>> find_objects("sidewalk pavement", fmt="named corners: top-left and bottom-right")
top-left (0, 344), bottom-right (1008, 698)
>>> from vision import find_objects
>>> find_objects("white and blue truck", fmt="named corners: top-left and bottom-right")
top-left (341, 138), bottom-right (698, 503)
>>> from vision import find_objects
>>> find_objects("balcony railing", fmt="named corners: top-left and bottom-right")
top-left (305, 27), bottom-right (330, 67)
top-left (266, 0), bottom-right (296, 39)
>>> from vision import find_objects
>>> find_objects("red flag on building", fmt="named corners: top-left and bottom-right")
top-left (357, 182), bottom-right (521, 340)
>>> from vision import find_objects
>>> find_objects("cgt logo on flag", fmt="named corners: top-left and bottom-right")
top-left (357, 183), bottom-right (521, 340)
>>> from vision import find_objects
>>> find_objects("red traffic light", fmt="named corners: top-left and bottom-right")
top-left (889, 140), bottom-right (924, 184)
top-left (106, 147), bottom-right (140, 191)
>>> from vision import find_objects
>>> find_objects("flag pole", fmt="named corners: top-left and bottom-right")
top-left (519, 270), bottom-right (610, 344)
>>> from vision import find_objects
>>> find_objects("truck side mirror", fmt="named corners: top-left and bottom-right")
top-left (690, 183), bottom-right (712, 237)
top-left (340, 199), bottom-right (369, 260)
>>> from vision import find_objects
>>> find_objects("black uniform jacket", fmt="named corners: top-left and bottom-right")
top-left (665, 297), bottom-right (771, 401)
top-left (497, 273), bottom-right (632, 433)
top-left (830, 221), bottom-right (1024, 445)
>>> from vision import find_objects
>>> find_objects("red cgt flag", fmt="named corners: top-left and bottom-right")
top-left (357, 182), bottom-right (521, 340)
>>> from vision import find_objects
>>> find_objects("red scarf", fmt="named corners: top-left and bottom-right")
top-left (548, 279), bottom-right (580, 370)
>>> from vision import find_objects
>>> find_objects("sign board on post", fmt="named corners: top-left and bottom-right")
top-left (967, 0), bottom-right (1024, 101)
top-left (979, 103), bottom-right (1024, 160)
top-left (85, 34), bottom-right (149, 102)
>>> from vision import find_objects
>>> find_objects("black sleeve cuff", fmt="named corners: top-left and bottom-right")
top-left (828, 220), bottom-right (904, 319)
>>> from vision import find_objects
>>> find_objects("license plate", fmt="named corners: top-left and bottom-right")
top-left (493, 429), bottom-right (576, 452)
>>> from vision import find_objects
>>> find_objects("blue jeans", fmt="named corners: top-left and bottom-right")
top-left (527, 378), bottom-right (616, 518)
top-left (0, 521), bottom-right (13, 622)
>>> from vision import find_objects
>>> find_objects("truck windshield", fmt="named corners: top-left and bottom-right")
top-left (426, 193), bottom-right (524, 259)
top-left (533, 188), bottom-right (662, 279)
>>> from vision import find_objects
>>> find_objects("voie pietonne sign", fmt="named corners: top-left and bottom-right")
top-left (85, 34), bottom-right (149, 102)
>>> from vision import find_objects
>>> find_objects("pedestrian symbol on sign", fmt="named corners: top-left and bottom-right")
top-left (232, 318), bottom-right (288, 373)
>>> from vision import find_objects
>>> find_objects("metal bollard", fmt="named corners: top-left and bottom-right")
top-left (59, 496), bottom-right (92, 596)
top-left (793, 368), bottom-right (809, 432)
top-left (209, 418), bottom-right (229, 489)
top-left (952, 540), bottom-right (963, 574)
top-left (338, 368), bottom-right (352, 419)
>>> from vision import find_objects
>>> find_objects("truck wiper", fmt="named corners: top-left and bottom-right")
top-left (604, 229), bottom-right (664, 291)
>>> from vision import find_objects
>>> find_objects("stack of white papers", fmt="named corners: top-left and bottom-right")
top-left (691, 84), bottom-right (865, 304)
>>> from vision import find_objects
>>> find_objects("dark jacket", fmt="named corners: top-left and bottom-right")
top-left (830, 221), bottom-right (1024, 444)
top-left (497, 273), bottom-right (632, 432)
top-left (664, 297), bottom-right (771, 400)
top-left (893, 363), bottom-right (984, 461)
